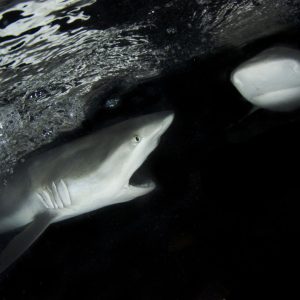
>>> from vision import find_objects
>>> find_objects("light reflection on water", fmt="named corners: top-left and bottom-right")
top-left (0, 0), bottom-right (97, 70)
top-left (0, 0), bottom-right (95, 37)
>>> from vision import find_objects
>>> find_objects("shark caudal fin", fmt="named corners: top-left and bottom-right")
top-left (0, 211), bottom-right (56, 274)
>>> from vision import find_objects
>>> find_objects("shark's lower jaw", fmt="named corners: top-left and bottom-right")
top-left (128, 162), bottom-right (156, 192)
top-left (130, 180), bottom-right (156, 190)
top-left (129, 174), bottom-right (156, 191)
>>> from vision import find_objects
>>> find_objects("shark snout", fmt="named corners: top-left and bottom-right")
top-left (163, 111), bottom-right (175, 128)
top-left (156, 111), bottom-right (174, 135)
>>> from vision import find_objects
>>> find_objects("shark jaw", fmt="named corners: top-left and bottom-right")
top-left (128, 162), bottom-right (156, 193)
top-left (128, 179), bottom-right (156, 194)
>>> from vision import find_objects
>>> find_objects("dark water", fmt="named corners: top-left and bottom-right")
top-left (1, 0), bottom-right (300, 299)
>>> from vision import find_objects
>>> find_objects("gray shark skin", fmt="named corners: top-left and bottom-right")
top-left (231, 47), bottom-right (300, 112)
top-left (0, 111), bottom-right (174, 274)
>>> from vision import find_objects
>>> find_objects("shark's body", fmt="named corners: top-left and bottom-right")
top-left (231, 47), bottom-right (300, 112)
top-left (0, 111), bottom-right (174, 273)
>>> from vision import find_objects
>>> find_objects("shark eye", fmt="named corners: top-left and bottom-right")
top-left (133, 135), bottom-right (141, 143)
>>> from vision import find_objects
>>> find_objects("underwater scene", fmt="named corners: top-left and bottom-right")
top-left (1, 0), bottom-right (300, 299)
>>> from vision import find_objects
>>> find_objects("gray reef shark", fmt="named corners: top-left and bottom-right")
top-left (0, 111), bottom-right (174, 274)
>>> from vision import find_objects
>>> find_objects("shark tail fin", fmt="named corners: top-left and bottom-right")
top-left (0, 211), bottom-right (56, 274)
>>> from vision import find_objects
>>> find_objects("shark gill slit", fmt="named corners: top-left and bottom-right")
top-left (37, 180), bottom-right (72, 209)
top-left (52, 182), bottom-right (64, 208)
top-left (37, 193), bottom-right (49, 208)
top-left (59, 180), bottom-right (72, 206)
top-left (43, 190), bottom-right (54, 208)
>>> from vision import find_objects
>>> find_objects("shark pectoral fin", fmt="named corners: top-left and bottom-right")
top-left (0, 211), bottom-right (57, 274)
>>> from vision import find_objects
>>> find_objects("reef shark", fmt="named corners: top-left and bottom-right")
top-left (0, 111), bottom-right (174, 273)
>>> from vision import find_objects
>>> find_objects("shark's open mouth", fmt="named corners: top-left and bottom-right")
top-left (129, 161), bottom-right (156, 190)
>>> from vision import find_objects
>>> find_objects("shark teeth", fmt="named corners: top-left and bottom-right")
top-left (133, 180), bottom-right (156, 189)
